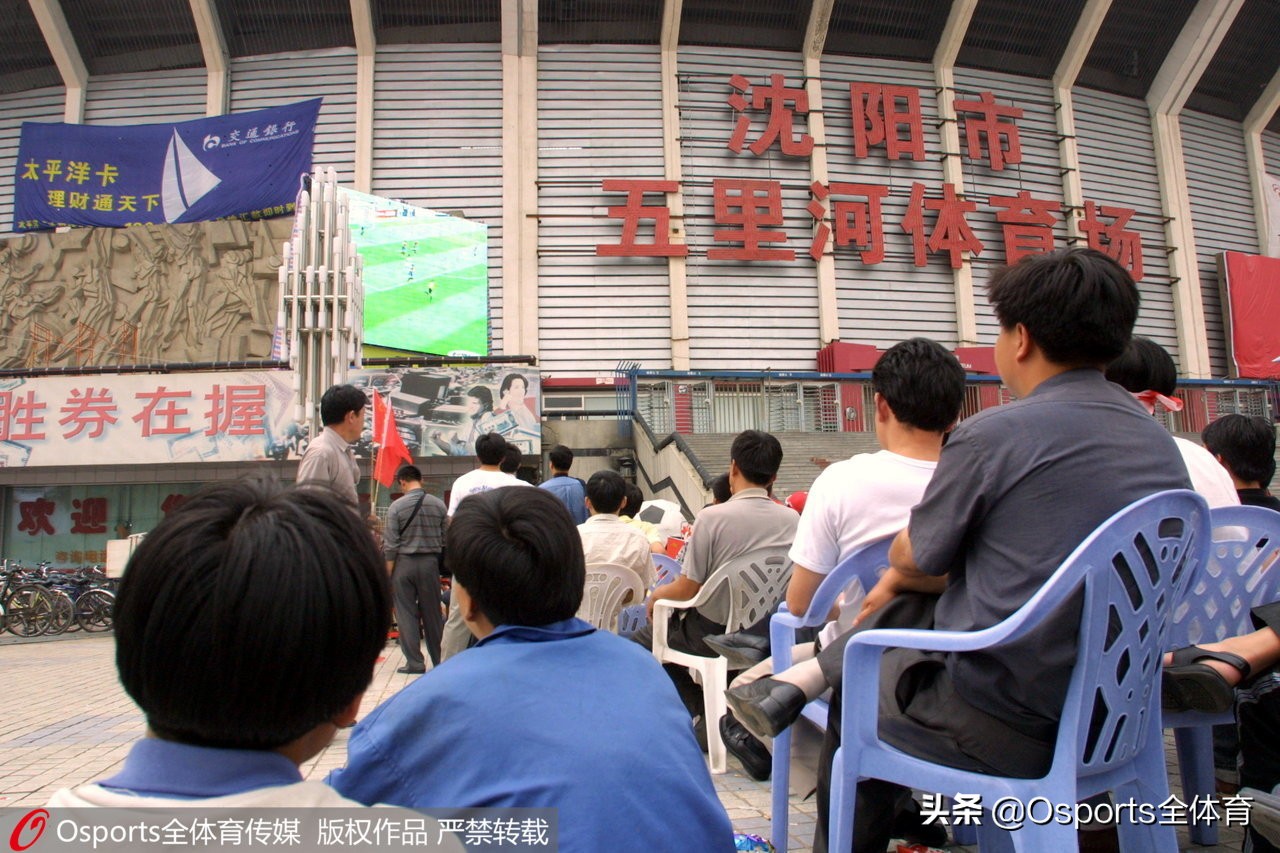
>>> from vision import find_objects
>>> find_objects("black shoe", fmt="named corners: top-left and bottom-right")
top-left (720, 713), bottom-right (771, 781)
top-left (725, 677), bottom-right (807, 740)
top-left (892, 799), bottom-right (948, 848)
top-left (703, 632), bottom-right (771, 669)
top-left (397, 665), bottom-right (426, 675)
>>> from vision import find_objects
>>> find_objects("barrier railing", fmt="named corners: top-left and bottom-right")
top-left (621, 369), bottom-right (1275, 437)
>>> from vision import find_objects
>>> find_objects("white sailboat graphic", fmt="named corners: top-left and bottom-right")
top-left (161, 130), bottom-right (222, 222)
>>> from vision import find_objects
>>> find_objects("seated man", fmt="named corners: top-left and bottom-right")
top-left (1164, 601), bottom-right (1280, 852)
top-left (621, 481), bottom-right (665, 553)
top-left (729, 248), bottom-right (1192, 853)
top-left (1202, 413), bottom-right (1280, 510)
top-left (1105, 336), bottom-right (1238, 507)
top-left (578, 469), bottom-right (655, 587)
top-left (48, 479), bottom-right (450, 836)
top-left (632, 430), bottom-right (799, 730)
top-left (328, 487), bottom-right (734, 853)
top-left (720, 338), bottom-right (965, 787)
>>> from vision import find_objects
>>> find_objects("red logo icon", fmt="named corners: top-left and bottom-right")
top-left (9, 809), bottom-right (47, 852)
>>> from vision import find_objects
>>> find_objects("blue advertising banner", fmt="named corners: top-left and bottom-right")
top-left (12, 98), bottom-right (320, 232)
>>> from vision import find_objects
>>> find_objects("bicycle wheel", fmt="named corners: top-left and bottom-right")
top-left (5, 585), bottom-right (54, 637)
top-left (75, 589), bottom-right (115, 632)
top-left (44, 589), bottom-right (75, 635)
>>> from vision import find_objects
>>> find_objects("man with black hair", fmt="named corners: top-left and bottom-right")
top-left (632, 430), bottom-right (798, 731)
top-left (47, 480), bottom-right (455, 831)
top-left (297, 383), bottom-right (365, 510)
top-left (732, 249), bottom-right (1192, 853)
top-left (1105, 336), bottom-right (1238, 507)
top-left (539, 444), bottom-right (588, 523)
top-left (720, 338), bottom-right (965, 788)
top-left (445, 432), bottom-right (528, 518)
top-left (1203, 414), bottom-right (1280, 510)
top-left (385, 465), bottom-right (448, 674)
top-left (499, 441), bottom-right (523, 477)
top-left (578, 469), bottom-right (653, 586)
top-left (440, 432), bottom-right (531, 660)
top-left (621, 481), bottom-right (665, 553)
top-left (330, 487), bottom-right (734, 852)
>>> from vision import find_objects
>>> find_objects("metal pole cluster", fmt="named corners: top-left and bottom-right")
top-left (273, 166), bottom-right (365, 435)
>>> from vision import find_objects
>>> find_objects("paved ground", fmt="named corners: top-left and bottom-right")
top-left (0, 633), bottom-right (1250, 851)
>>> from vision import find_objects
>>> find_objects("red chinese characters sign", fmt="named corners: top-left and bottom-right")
top-left (0, 370), bottom-right (297, 468)
top-left (595, 74), bottom-right (1147, 281)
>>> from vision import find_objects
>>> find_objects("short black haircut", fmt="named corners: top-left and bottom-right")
top-left (987, 247), bottom-right (1139, 368)
top-left (731, 430), bottom-right (783, 488)
top-left (500, 372), bottom-right (527, 395)
top-left (1203, 414), bottom-right (1277, 486)
top-left (872, 338), bottom-right (966, 432)
top-left (1105, 336), bottom-right (1177, 396)
top-left (501, 443), bottom-right (522, 474)
top-left (622, 482), bottom-right (644, 518)
top-left (319, 384), bottom-right (366, 426)
top-left (114, 479), bottom-right (389, 750)
top-left (467, 385), bottom-right (493, 412)
top-left (548, 444), bottom-right (574, 472)
top-left (396, 464), bottom-right (422, 483)
top-left (475, 432), bottom-right (506, 465)
top-left (710, 472), bottom-right (732, 504)
top-left (586, 469), bottom-right (627, 514)
top-left (447, 487), bottom-right (584, 627)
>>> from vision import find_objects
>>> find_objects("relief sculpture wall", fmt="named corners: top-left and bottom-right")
top-left (0, 218), bottom-right (293, 369)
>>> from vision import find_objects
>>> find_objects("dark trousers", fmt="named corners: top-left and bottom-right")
top-left (812, 593), bottom-right (1056, 853)
top-left (1240, 601), bottom-right (1280, 853)
top-left (631, 608), bottom-right (727, 716)
top-left (392, 553), bottom-right (444, 668)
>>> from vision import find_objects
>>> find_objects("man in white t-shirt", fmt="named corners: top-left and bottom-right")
top-left (440, 434), bottom-right (532, 659)
top-left (719, 339), bottom-right (966, 789)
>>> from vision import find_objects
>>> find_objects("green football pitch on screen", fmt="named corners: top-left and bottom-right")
top-left (343, 191), bottom-right (489, 356)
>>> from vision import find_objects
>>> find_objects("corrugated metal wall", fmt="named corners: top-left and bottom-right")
top-left (955, 69), bottom-right (1069, 344)
top-left (229, 48), bottom-right (358, 186)
top-left (83, 68), bottom-right (206, 125)
top-left (821, 56), bottom-right (955, 349)
top-left (371, 43), bottom-right (504, 354)
top-left (536, 44), bottom-right (669, 373)
top-left (677, 46), bottom-right (820, 370)
top-left (1264, 130), bottom-right (1280, 178)
top-left (0, 85), bottom-right (65, 238)
top-left (1072, 87), bottom-right (1179, 362)
top-left (1180, 110), bottom-right (1257, 378)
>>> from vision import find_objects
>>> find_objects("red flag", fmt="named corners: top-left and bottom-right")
top-left (371, 390), bottom-right (413, 488)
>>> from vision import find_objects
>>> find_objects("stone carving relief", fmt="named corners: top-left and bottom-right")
top-left (0, 218), bottom-right (292, 370)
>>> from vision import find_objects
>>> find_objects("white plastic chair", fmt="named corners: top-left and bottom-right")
top-left (652, 544), bottom-right (793, 773)
top-left (828, 490), bottom-right (1208, 852)
top-left (577, 563), bottom-right (645, 633)
top-left (1165, 505), bottom-right (1280, 845)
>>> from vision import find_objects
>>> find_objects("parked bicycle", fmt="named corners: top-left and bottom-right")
top-left (0, 561), bottom-right (58, 637)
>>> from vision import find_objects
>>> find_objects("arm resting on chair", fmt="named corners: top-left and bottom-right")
top-left (647, 575), bottom-right (703, 622)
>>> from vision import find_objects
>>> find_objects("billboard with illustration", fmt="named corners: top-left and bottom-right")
top-left (348, 365), bottom-right (539, 459)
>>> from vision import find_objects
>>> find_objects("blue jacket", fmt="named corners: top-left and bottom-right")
top-left (329, 619), bottom-right (733, 853)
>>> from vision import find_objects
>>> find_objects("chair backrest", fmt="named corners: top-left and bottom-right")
top-left (795, 534), bottom-right (894, 626)
top-left (1057, 490), bottom-right (1208, 779)
top-left (1168, 504), bottom-right (1280, 648)
top-left (651, 553), bottom-right (682, 589)
top-left (577, 563), bottom-right (646, 633)
top-left (707, 545), bottom-right (793, 633)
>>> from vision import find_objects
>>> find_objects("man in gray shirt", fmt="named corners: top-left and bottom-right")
top-left (297, 384), bottom-right (365, 511)
top-left (384, 465), bottom-right (448, 674)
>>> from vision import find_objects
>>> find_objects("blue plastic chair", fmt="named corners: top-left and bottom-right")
top-left (768, 534), bottom-right (894, 853)
top-left (1165, 504), bottom-right (1280, 845)
top-left (828, 490), bottom-right (1209, 852)
top-left (617, 553), bottom-right (684, 636)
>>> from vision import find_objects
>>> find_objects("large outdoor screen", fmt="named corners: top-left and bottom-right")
top-left (342, 189), bottom-right (489, 356)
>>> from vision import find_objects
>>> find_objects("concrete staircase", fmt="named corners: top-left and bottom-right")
top-left (679, 431), bottom-right (883, 500)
